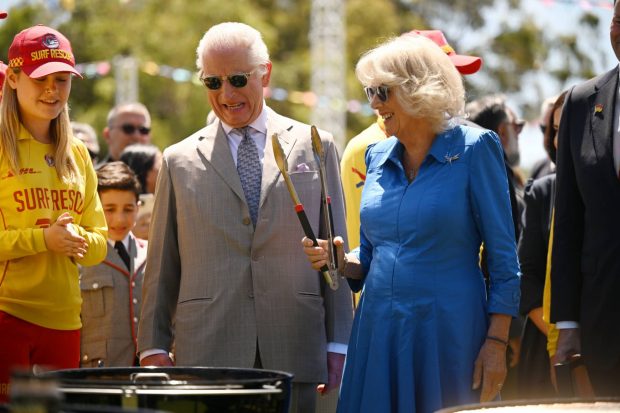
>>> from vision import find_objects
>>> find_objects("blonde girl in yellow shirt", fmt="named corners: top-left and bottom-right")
top-left (0, 25), bottom-right (107, 402)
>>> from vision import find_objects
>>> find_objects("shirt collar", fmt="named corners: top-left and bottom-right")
top-left (17, 124), bottom-right (34, 141)
top-left (427, 127), bottom-right (458, 164)
top-left (108, 233), bottom-right (131, 250)
top-left (220, 102), bottom-right (268, 136)
top-left (377, 126), bottom-right (458, 169)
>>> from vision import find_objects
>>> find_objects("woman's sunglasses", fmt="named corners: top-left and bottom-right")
top-left (200, 68), bottom-right (259, 90)
top-left (364, 86), bottom-right (389, 103)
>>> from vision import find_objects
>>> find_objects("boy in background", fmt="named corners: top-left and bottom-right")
top-left (80, 162), bottom-right (147, 367)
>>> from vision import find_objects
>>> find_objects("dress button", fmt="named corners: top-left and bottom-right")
top-left (242, 217), bottom-right (251, 226)
top-left (92, 283), bottom-right (99, 289)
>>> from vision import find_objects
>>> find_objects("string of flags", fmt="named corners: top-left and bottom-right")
top-left (74, 0), bottom-right (611, 116)
top-left (539, 0), bottom-right (613, 9)
top-left (74, 59), bottom-right (375, 116)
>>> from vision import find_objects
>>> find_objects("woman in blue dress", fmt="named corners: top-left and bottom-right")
top-left (303, 34), bottom-right (520, 413)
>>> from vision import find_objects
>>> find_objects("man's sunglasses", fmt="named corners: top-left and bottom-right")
top-left (200, 68), bottom-right (259, 90)
top-left (118, 124), bottom-right (151, 135)
top-left (511, 120), bottom-right (525, 134)
top-left (364, 86), bottom-right (389, 103)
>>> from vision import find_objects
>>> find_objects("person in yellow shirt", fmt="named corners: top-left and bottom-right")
top-left (0, 25), bottom-right (107, 402)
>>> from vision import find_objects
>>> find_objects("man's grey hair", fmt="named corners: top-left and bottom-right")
top-left (106, 102), bottom-right (152, 127)
top-left (195, 22), bottom-right (270, 76)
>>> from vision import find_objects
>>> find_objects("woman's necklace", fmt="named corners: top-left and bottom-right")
top-left (403, 157), bottom-right (419, 182)
top-left (407, 168), bottom-right (418, 182)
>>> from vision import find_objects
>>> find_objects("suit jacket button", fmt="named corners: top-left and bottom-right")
top-left (242, 217), bottom-right (251, 226)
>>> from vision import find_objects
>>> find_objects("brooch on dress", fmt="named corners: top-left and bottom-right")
top-left (445, 153), bottom-right (460, 164)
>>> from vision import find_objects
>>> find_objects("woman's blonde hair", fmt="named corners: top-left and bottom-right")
top-left (0, 69), bottom-right (78, 183)
top-left (355, 35), bottom-right (465, 133)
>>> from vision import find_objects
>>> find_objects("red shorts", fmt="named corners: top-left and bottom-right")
top-left (0, 311), bottom-right (79, 403)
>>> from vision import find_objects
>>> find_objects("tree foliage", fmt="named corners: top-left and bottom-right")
top-left (0, 0), bottom-right (610, 152)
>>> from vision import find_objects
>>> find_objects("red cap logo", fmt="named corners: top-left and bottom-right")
top-left (8, 25), bottom-right (82, 79)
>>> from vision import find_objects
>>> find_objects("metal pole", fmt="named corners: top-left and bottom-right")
top-left (310, 0), bottom-right (347, 152)
top-left (113, 55), bottom-right (139, 105)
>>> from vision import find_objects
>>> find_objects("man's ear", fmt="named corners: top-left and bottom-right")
top-left (261, 61), bottom-right (273, 87)
top-left (103, 126), bottom-right (111, 144)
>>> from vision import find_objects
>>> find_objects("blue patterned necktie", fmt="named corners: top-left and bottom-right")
top-left (236, 126), bottom-right (262, 227)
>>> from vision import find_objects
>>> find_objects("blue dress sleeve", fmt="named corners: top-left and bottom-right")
top-left (469, 131), bottom-right (521, 316)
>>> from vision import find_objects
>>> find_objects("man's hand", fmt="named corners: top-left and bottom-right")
top-left (302, 236), bottom-right (344, 271)
top-left (508, 337), bottom-right (521, 368)
top-left (140, 353), bottom-right (174, 367)
top-left (554, 327), bottom-right (581, 363)
top-left (316, 352), bottom-right (345, 395)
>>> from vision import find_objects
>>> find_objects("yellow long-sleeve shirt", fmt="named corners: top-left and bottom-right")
top-left (340, 119), bottom-right (386, 307)
top-left (0, 126), bottom-right (107, 330)
top-left (340, 118), bottom-right (386, 249)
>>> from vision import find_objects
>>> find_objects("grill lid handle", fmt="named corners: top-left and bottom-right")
top-left (129, 372), bottom-right (171, 383)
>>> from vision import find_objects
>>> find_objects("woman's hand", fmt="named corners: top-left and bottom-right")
top-left (301, 236), bottom-right (344, 271)
top-left (43, 212), bottom-right (88, 259)
top-left (472, 338), bottom-right (508, 402)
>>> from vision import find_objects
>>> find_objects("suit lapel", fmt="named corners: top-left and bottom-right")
top-left (260, 109), bottom-right (297, 209)
top-left (196, 122), bottom-right (245, 202)
top-left (195, 111), bottom-right (301, 212)
top-left (589, 68), bottom-right (618, 175)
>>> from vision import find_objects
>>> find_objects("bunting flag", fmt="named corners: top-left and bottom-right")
top-left (539, 0), bottom-right (613, 9)
top-left (74, 59), bottom-right (375, 115)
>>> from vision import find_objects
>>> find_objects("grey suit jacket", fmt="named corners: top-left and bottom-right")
top-left (81, 234), bottom-right (148, 367)
top-left (137, 108), bottom-right (353, 383)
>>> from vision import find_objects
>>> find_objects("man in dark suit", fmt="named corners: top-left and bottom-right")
top-left (551, 0), bottom-right (620, 396)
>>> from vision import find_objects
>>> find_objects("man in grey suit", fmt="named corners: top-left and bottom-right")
top-left (551, 0), bottom-right (620, 396)
top-left (137, 22), bottom-right (353, 412)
